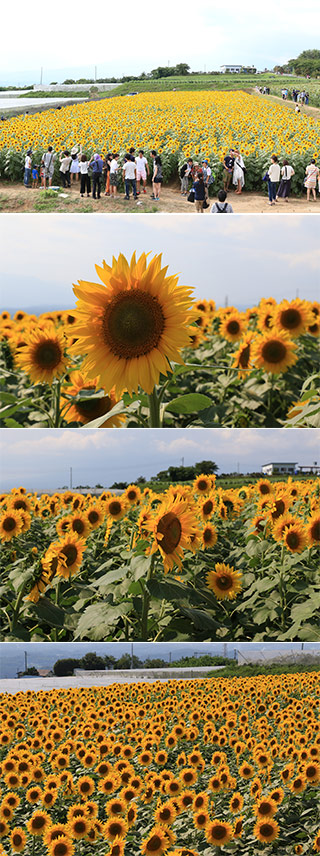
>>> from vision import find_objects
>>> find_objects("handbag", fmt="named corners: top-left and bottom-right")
top-left (203, 199), bottom-right (209, 209)
top-left (187, 189), bottom-right (195, 203)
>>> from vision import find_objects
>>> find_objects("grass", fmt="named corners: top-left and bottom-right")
top-left (209, 660), bottom-right (320, 678)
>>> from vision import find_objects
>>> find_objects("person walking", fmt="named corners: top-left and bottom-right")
top-left (202, 160), bottom-right (213, 200)
top-left (123, 154), bottom-right (137, 200)
top-left (304, 159), bottom-right (319, 201)
top-left (266, 155), bottom-right (280, 205)
top-left (233, 150), bottom-right (245, 194)
top-left (103, 153), bottom-right (112, 196)
top-left (59, 151), bottom-right (72, 188)
top-left (276, 159), bottom-right (295, 202)
top-left (90, 153), bottom-right (103, 199)
top-left (193, 170), bottom-right (206, 212)
top-left (151, 150), bottom-right (163, 201)
top-left (180, 158), bottom-right (193, 195)
top-left (70, 147), bottom-right (80, 184)
top-left (41, 146), bottom-right (56, 189)
top-left (210, 189), bottom-right (233, 213)
top-left (135, 150), bottom-right (149, 195)
top-left (23, 150), bottom-right (32, 187)
top-left (79, 154), bottom-right (91, 197)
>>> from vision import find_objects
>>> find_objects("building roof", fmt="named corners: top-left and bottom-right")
top-left (262, 462), bottom-right (297, 466)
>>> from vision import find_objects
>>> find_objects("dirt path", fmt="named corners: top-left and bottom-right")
top-left (0, 181), bottom-right (318, 214)
top-left (253, 90), bottom-right (320, 118)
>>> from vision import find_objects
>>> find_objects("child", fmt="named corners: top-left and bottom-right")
top-left (32, 165), bottom-right (39, 189)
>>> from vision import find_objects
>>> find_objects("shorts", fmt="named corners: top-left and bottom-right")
top-left (110, 172), bottom-right (118, 186)
top-left (44, 166), bottom-right (54, 178)
top-left (136, 169), bottom-right (146, 181)
top-left (153, 177), bottom-right (163, 184)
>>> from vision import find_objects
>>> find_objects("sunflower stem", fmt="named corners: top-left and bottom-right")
top-left (53, 379), bottom-right (61, 428)
top-left (53, 581), bottom-right (61, 642)
top-left (148, 389), bottom-right (161, 428)
top-left (279, 544), bottom-right (286, 630)
top-left (32, 836), bottom-right (35, 856)
top-left (141, 555), bottom-right (155, 640)
top-left (10, 585), bottom-right (26, 633)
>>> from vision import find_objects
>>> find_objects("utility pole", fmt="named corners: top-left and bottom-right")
top-left (24, 651), bottom-right (28, 671)
top-left (94, 65), bottom-right (97, 82)
top-left (70, 467), bottom-right (73, 489)
top-left (181, 457), bottom-right (184, 467)
top-left (131, 644), bottom-right (134, 669)
top-left (225, 295), bottom-right (228, 307)
top-left (40, 67), bottom-right (43, 85)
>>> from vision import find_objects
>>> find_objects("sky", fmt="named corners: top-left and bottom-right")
top-left (1, 0), bottom-right (319, 85)
top-left (0, 642), bottom-right (318, 679)
top-left (0, 428), bottom-right (319, 491)
top-left (1, 215), bottom-right (319, 313)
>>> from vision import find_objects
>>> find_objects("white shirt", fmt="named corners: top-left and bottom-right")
top-left (79, 160), bottom-right (89, 174)
top-left (60, 156), bottom-right (71, 173)
top-left (135, 155), bottom-right (148, 171)
top-left (110, 159), bottom-right (118, 173)
top-left (281, 165), bottom-right (294, 180)
top-left (268, 163), bottom-right (280, 181)
top-left (25, 155), bottom-right (31, 169)
top-left (123, 160), bottom-right (136, 179)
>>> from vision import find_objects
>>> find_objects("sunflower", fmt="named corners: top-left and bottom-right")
top-left (71, 251), bottom-right (195, 396)
top-left (201, 523), bottom-right (218, 549)
top-left (273, 299), bottom-right (313, 338)
top-left (256, 479), bottom-right (273, 497)
top-left (229, 791), bottom-right (244, 813)
top-left (193, 810), bottom-right (210, 829)
top-left (77, 776), bottom-right (95, 798)
top-left (69, 513), bottom-right (90, 539)
top-left (0, 509), bottom-right (23, 542)
top-left (283, 523), bottom-right (308, 553)
top-left (232, 332), bottom-right (255, 377)
top-left (104, 819), bottom-right (128, 842)
top-left (85, 504), bottom-right (105, 530)
top-left (148, 497), bottom-right (198, 573)
top-left (26, 810), bottom-right (51, 836)
top-left (253, 818), bottom-right (279, 843)
top-left (306, 512), bottom-right (320, 545)
top-left (314, 830), bottom-right (320, 852)
top-left (193, 475), bottom-right (213, 495)
top-left (199, 495), bottom-right (216, 520)
top-left (219, 312), bottom-right (246, 343)
top-left (105, 496), bottom-right (128, 522)
top-left (15, 326), bottom-right (68, 384)
top-left (60, 372), bottom-right (124, 427)
top-left (205, 820), bottom-right (233, 847)
top-left (251, 330), bottom-right (297, 374)
top-left (140, 825), bottom-right (169, 855)
top-left (253, 797), bottom-right (278, 819)
top-left (154, 800), bottom-right (177, 826)
top-left (48, 837), bottom-right (75, 856)
top-left (67, 816), bottom-right (90, 840)
top-left (206, 563), bottom-right (242, 600)
top-left (10, 828), bottom-right (27, 853)
top-left (105, 838), bottom-right (126, 856)
top-left (55, 534), bottom-right (86, 579)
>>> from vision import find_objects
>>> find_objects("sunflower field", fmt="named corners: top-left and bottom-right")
top-left (1, 252), bottom-right (319, 429)
top-left (0, 671), bottom-right (320, 855)
top-left (0, 91), bottom-right (319, 192)
top-left (1, 475), bottom-right (319, 643)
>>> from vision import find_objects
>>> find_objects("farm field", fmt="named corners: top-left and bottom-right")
top-left (0, 91), bottom-right (319, 195)
top-left (1, 270), bottom-right (319, 428)
top-left (1, 476), bottom-right (319, 642)
top-left (0, 671), bottom-right (320, 854)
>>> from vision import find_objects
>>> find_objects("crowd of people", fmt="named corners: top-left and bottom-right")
top-left (23, 144), bottom-right (320, 207)
top-left (256, 85), bottom-right (310, 104)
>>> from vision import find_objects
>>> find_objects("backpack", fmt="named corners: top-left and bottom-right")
top-left (216, 202), bottom-right (228, 213)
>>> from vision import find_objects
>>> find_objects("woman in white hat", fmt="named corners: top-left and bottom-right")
top-left (70, 146), bottom-right (80, 184)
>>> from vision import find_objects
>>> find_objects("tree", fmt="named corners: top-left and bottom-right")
top-left (174, 63), bottom-right (190, 76)
top-left (144, 658), bottom-right (167, 668)
top-left (53, 658), bottom-right (81, 676)
top-left (80, 652), bottom-right (106, 670)
top-left (111, 481), bottom-right (128, 489)
top-left (194, 460), bottom-right (219, 475)
top-left (115, 654), bottom-right (142, 670)
top-left (22, 666), bottom-right (38, 676)
top-left (136, 476), bottom-right (146, 484)
top-left (63, 79), bottom-right (76, 85)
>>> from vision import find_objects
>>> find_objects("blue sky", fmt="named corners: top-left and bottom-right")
top-left (1, 0), bottom-right (319, 85)
top-left (1, 216), bottom-right (319, 312)
top-left (0, 428), bottom-right (319, 492)
top-left (0, 642), bottom-right (318, 678)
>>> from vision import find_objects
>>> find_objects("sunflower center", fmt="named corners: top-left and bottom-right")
top-left (260, 484), bottom-right (270, 494)
top-left (3, 516), bottom-right (16, 532)
top-left (160, 808), bottom-right (171, 820)
top-left (147, 836), bottom-right (162, 851)
top-left (13, 834), bottom-right (23, 846)
top-left (217, 574), bottom-right (232, 590)
top-left (272, 499), bottom-right (285, 519)
top-left (311, 520), bottom-right (320, 541)
top-left (109, 501), bottom-right (121, 516)
top-left (102, 291), bottom-right (165, 358)
top-left (77, 395), bottom-right (112, 417)
top-left (109, 822), bottom-right (122, 835)
top-left (80, 781), bottom-right (91, 792)
top-left (227, 320), bottom-right (240, 334)
top-left (203, 500), bottom-right (213, 515)
top-left (157, 512), bottom-right (182, 554)
top-left (13, 499), bottom-right (27, 510)
top-left (239, 344), bottom-right (250, 367)
top-left (198, 479), bottom-right (208, 491)
top-left (128, 490), bottom-right (137, 500)
top-left (72, 519), bottom-right (85, 534)
top-left (261, 340), bottom-right (287, 363)
top-left (88, 510), bottom-right (99, 524)
top-left (260, 823), bottom-right (273, 837)
top-left (260, 802), bottom-right (272, 815)
top-left (280, 308), bottom-right (301, 330)
top-left (197, 813), bottom-right (206, 824)
top-left (212, 825), bottom-right (227, 840)
top-left (286, 530), bottom-right (299, 548)
top-left (61, 545), bottom-right (78, 567)
top-left (32, 816), bottom-right (46, 830)
top-left (34, 341), bottom-right (62, 369)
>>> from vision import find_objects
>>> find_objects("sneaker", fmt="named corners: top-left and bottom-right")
top-left (143, 188), bottom-right (147, 194)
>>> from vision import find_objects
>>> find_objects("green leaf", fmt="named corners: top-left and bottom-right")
top-left (33, 597), bottom-right (66, 628)
top-left (75, 602), bottom-right (131, 640)
top-left (165, 393), bottom-right (212, 415)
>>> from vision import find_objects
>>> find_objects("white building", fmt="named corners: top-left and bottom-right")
top-left (261, 462), bottom-right (297, 476)
top-left (220, 65), bottom-right (256, 74)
